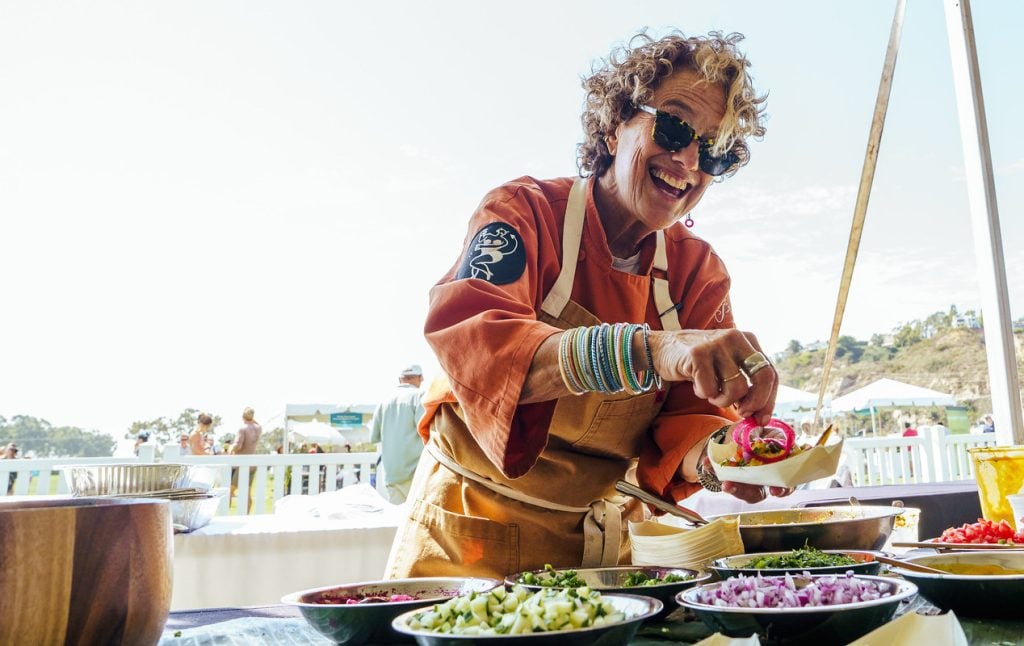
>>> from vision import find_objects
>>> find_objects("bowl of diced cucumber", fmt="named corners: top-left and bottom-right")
top-left (508, 564), bottom-right (709, 621)
top-left (391, 585), bottom-right (661, 644)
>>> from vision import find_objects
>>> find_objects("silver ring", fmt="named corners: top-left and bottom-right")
top-left (741, 351), bottom-right (771, 376)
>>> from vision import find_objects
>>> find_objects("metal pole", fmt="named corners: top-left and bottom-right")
top-left (944, 0), bottom-right (1024, 446)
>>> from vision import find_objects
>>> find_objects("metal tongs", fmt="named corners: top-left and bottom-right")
top-left (615, 480), bottom-right (708, 526)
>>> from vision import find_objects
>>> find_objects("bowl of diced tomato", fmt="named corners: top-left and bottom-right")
top-left (932, 518), bottom-right (1024, 546)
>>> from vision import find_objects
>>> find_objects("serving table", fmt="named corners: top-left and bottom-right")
top-left (158, 602), bottom-right (1024, 645)
top-left (172, 512), bottom-right (399, 610)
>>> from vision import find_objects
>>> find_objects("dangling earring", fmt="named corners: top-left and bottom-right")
top-left (684, 212), bottom-right (695, 228)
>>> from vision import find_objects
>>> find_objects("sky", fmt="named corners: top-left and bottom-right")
top-left (1, 1), bottom-right (1022, 441)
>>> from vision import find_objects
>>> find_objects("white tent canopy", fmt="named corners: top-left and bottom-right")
top-left (285, 419), bottom-right (371, 449)
top-left (773, 385), bottom-right (830, 423)
top-left (831, 378), bottom-right (957, 412)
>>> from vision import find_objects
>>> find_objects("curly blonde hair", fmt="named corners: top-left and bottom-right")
top-left (578, 30), bottom-right (767, 178)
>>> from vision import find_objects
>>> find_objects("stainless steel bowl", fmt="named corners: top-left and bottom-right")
top-left (506, 565), bottom-right (709, 621)
top-left (171, 490), bottom-right (226, 532)
top-left (677, 574), bottom-right (917, 644)
top-left (283, 577), bottom-right (501, 645)
top-left (707, 506), bottom-right (904, 552)
top-left (391, 592), bottom-right (661, 644)
top-left (709, 550), bottom-right (886, 578)
top-left (888, 551), bottom-right (1024, 618)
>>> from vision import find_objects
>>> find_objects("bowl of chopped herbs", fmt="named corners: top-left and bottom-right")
top-left (507, 564), bottom-right (710, 620)
top-left (709, 544), bottom-right (885, 579)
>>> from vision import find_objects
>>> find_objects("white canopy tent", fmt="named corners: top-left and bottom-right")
top-left (831, 378), bottom-right (957, 434)
top-left (283, 403), bottom-right (377, 453)
top-left (774, 385), bottom-right (831, 424)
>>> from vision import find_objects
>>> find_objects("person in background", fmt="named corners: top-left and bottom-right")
top-left (179, 434), bottom-right (191, 456)
top-left (230, 407), bottom-right (262, 512)
top-left (3, 443), bottom-right (18, 494)
top-left (370, 364), bottom-right (426, 504)
top-left (189, 413), bottom-right (213, 456)
top-left (133, 431), bottom-right (151, 457)
top-left (982, 415), bottom-right (995, 434)
top-left (902, 421), bottom-right (918, 438)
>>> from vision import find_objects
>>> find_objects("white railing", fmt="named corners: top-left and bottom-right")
top-left (0, 448), bottom-right (382, 516)
top-left (843, 430), bottom-right (997, 486)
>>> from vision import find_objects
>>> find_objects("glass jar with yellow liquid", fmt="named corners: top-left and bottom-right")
top-left (969, 446), bottom-right (1024, 525)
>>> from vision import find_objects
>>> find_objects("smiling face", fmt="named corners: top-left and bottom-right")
top-left (599, 67), bottom-right (727, 232)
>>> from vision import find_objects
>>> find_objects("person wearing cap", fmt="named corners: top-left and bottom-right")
top-left (370, 365), bottom-right (426, 504)
top-left (3, 443), bottom-right (19, 494)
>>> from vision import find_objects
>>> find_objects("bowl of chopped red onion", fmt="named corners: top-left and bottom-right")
top-left (676, 573), bottom-right (917, 644)
top-left (282, 577), bottom-right (501, 645)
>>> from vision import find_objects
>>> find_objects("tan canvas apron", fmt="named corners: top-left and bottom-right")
top-left (385, 178), bottom-right (682, 579)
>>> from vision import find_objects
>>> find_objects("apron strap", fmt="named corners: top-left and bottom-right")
top-left (426, 439), bottom-right (622, 567)
top-left (540, 178), bottom-right (588, 319)
top-left (652, 230), bottom-right (681, 331)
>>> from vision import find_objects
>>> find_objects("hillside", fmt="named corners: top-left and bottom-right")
top-left (774, 327), bottom-right (1024, 418)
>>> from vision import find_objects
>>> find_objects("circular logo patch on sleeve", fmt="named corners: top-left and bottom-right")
top-left (455, 221), bottom-right (526, 285)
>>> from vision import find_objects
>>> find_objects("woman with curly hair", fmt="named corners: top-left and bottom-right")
top-left (387, 31), bottom-right (784, 578)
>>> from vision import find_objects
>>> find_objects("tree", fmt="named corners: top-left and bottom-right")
top-left (786, 339), bottom-right (803, 355)
top-left (0, 415), bottom-right (116, 457)
top-left (258, 427), bottom-right (285, 454)
top-left (893, 322), bottom-right (923, 348)
top-left (127, 409), bottom-right (222, 446)
top-left (835, 335), bottom-right (865, 362)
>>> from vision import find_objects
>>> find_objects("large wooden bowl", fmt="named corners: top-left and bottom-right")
top-left (0, 497), bottom-right (173, 645)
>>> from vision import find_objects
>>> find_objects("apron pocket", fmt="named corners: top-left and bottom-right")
top-left (396, 498), bottom-right (520, 580)
top-left (570, 391), bottom-right (661, 459)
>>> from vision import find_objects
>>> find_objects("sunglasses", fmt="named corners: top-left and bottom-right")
top-left (636, 105), bottom-right (739, 176)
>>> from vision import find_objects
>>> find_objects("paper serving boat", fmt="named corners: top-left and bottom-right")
top-left (847, 611), bottom-right (968, 646)
top-left (708, 437), bottom-right (844, 489)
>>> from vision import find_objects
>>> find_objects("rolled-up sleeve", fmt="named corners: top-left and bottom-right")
top-left (424, 182), bottom-right (565, 478)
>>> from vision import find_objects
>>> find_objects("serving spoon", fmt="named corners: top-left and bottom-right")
top-left (615, 480), bottom-right (709, 526)
top-left (873, 554), bottom-right (947, 574)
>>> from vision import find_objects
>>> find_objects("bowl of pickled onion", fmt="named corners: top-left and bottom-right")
top-left (282, 577), bottom-right (501, 645)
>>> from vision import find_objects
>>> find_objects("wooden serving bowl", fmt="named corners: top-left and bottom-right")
top-left (0, 497), bottom-right (173, 645)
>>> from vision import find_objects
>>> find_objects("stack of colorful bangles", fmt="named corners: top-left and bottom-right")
top-left (557, 322), bottom-right (663, 395)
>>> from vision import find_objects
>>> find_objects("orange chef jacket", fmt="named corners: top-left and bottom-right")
top-left (422, 175), bottom-right (738, 504)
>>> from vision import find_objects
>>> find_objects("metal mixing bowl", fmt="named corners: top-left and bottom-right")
top-left (888, 551), bottom-right (1024, 618)
top-left (677, 575), bottom-right (917, 644)
top-left (707, 506), bottom-right (904, 552)
top-left (282, 577), bottom-right (501, 645)
top-left (391, 592), bottom-right (661, 644)
top-left (506, 565), bottom-right (710, 621)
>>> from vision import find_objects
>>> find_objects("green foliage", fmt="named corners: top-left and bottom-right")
top-left (0, 415), bottom-right (116, 457)
top-left (259, 427), bottom-right (284, 454)
top-left (128, 409), bottom-right (222, 446)
top-left (835, 335), bottom-right (865, 362)
top-left (893, 322), bottom-right (923, 348)
top-left (786, 339), bottom-right (803, 354)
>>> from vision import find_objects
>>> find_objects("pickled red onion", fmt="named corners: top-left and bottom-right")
top-left (731, 418), bottom-right (796, 464)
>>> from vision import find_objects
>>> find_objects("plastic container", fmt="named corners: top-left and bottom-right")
top-left (1007, 494), bottom-right (1024, 531)
top-left (969, 445), bottom-right (1024, 524)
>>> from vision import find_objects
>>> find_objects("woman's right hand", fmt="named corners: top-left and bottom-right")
top-left (648, 328), bottom-right (778, 425)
